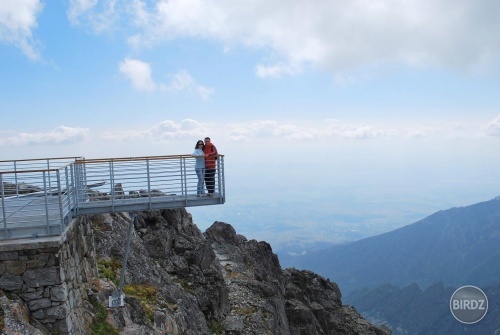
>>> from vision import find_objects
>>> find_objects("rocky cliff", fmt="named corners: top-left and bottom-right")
top-left (0, 208), bottom-right (389, 334)
top-left (89, 208), bottom-right (389, 335)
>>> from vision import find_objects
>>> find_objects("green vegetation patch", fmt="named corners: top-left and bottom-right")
top-left (89, 297), bottom-right (119, 335)
top-left (123, 284), bottom-right (159, 322)
top-left (208, 320), bottom-right (225, 335)
top-left (97, 258), bottom-right (122, 285)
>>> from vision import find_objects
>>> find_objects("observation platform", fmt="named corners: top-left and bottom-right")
top-left (0, 155), bottom-right (225, 240)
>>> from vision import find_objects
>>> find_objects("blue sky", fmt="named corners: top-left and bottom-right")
top-left (1, 0), bottom-right (500, 250)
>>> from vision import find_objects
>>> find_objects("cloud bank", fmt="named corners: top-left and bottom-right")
top-left (6, 1), bottom-right (500, 76)
top-left (99, 116), bottom-right (500, 143)
top-left (0, 126), bottom-right (89, 146)
top-left (121, 0), bottom-right (500, 76)
top-left (59, 0), bottom-right (500, 77)
top-left (1, 115), bottom-right (498, 148)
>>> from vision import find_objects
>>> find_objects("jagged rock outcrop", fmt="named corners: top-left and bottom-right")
top-left (283, 269), bottom-right (390, 334)
top-left (90, 209), bottom-right (390, 335)
top-left (92, 210), bottom-right (227, 334)
top-left (205, 222), bottom-right (290, 334)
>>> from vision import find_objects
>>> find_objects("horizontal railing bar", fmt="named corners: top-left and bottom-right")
top-left (0, 156), bottom-right (83, 164)
top-left (0, 165), bottom-right (75, 175)
top-left (75, 154), bottom-right (223, 164)
top-left (0, 155), bottom-right (221, 173)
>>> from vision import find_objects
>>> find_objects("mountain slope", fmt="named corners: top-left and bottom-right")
top-left (347, 282), bottom-right (500, 335)
top-left (292, 197), bottom-right (500, 295)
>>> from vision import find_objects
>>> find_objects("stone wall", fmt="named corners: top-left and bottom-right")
top-left (0, 216), bottom-right (98, 334)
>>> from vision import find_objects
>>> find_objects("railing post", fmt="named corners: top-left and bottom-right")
top-left (82, 159), bottom-right (88, 201)
top-left (146, 159), bottom-right (152, 210)
top-left (14, 161), bottom-right (19, 197)
top-left (181, 157), bottom-right (187, 202)
top-left (1, 174), bottom-right (8, 236)
top-left (43, 171), bottom-right (50, 236)
top-left (56, 170), bottom-right (65, 232)
top-left (217, 156), bottom-right (224, 203)
top-left (70, 163), bottom-right (75, 207)
top-left (46, 159), bottom-right (52, 192)
top-left (110, 160), bottom-right (115, 212)
top-left (73, 162), bottom-right (81, 212)
top-left (65, 166), bottom-right (72, 217)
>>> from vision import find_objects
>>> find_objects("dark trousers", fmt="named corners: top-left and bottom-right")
top-left (205, 169), bottom-right (216, 194)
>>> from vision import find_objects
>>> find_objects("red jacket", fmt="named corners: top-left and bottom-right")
top-left (203, 143), bottom-right (218, 169)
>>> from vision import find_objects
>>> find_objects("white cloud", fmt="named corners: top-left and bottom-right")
top-left (119, 58), bottom-right (156, 91)
top-left (322, 120), bottom-right (386, 139)
top-left (161, 70), bottom-right (214, 101)
top-left (227, 121), bottom-right (279, 141)
top-left (67, 0), bottom-right (117, 33)
top-left (405, 130), bottom-right (429, 138)
top-left (483, 114), bottom-right (500, 137)
top-left (119, 59), bottom-right (214, 99)
top-left (124, 0), bottom-right (500, 75)
top-left (67, 0), bottom-right (97, 22)
top-left (0, 126), bottom-right (89, 146)
top-left (128, 0), bottom-right (151, 27)
top-left (227, 120), bottom-right (385, 141)
top-left (6, 118), bottom-right (489, 151)
top-left (148, 119), bottom-right (208, 139)
top-left (101, 119), bottom-right (208, 141)
top-left (256, 62), bottom-right (302, 79)
top-left (224, 119), bottom-right (490, 141)
top-left (0, 0), bottom-right (43, 60)
top-left (272, 125), bottom-right (315, 140)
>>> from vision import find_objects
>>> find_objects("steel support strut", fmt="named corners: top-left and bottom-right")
top-left (109, 212), bottom-right (137, 307)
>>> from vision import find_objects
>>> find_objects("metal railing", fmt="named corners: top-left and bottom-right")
top-left (0, 162), bottom-right (77, 239)
top-left (0, 155), bottom-right (225, 240)
top-left (0, 157), bottom-right (83, 197)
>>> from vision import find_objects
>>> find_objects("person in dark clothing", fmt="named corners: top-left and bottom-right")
top-left (203, 137), bottom-right (218, 196)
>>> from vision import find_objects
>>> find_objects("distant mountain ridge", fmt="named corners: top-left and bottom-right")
top-left (286, 197), bottom-right (500, 295)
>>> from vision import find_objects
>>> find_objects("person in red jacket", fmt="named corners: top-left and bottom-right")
top-left (203, 137), bottom-right (218, 196)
